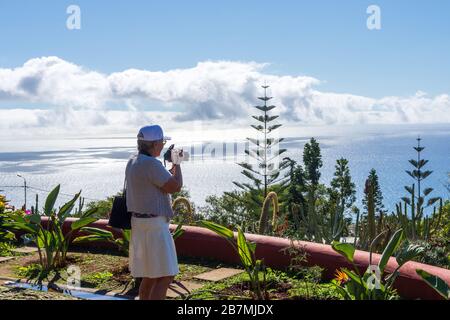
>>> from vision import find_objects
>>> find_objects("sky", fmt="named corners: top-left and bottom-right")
top-left (0, 0), bottom-right (449, 139)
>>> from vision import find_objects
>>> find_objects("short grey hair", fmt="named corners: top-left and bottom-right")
top-left (137, 140), bottom-right (159, 153)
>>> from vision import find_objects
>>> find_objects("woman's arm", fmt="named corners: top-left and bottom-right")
top-left (160, 164), bottom-right (183, 194)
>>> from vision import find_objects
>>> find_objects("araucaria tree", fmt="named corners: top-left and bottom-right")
top-left (230, 85), bottom-right (289, 207)
top-left (397, 137), bottom-right (442, 240)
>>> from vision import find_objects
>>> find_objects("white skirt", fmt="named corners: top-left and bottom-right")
top-left (129, 216), bottom-right (179, 278)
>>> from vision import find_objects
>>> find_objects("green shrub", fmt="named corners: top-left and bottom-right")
top-left (82, 271), bottom-right (113, 287)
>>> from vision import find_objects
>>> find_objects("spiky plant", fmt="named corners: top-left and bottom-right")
top-left (258, 191), bottom-right (280, 234)
top-left (172, 197), bottom-right (193, 225)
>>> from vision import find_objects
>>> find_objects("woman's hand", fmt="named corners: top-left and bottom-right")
top-left (169, 164), bottom-right (177, 175)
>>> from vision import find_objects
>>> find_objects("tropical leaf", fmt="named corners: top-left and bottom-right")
top-left (81, 207), bottom-right (98, 218)
top-left (80, 227), bottom-right (114, 239)
top-left (198, 220), bottom-right (234, 240)
top-left (416, 269), bottom-right (449, 299)
top-left (58, 191), bottom-right (81, 219)
top-left (332, 241), bottom-right (355, 263)
top-left (2, 222), bottom-right (38, 234)
top-left (70, 217), bottom-right (97, 231)
top-left (342, 268), bottom-right (365, 287)
top-left (44, 185), bottom-right (60, 216)
top-left (247, 241), bottom-right (257, 255)
top-left (73, 235), bottom-right (108, 243)
top-left (29, 214), bottom-right (41, 225)
top-left (379, 229), bottom-right (403, 273)
top-left (423, 188), bottom-right (433, 196)
top-left (396, 244), bottom-right (424, 267)
top-left (172, 223), bottom-right (185, 241)
top-left (123, 229), bottom-right (131, 242)
top-left (237, 227), bottom-right (252, 268)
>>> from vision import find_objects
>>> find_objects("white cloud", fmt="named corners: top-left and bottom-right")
top-left (0, 56), bottom-right (449, 138)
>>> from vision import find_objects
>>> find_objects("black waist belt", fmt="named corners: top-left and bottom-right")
top-left (132, 212), bottom-right (159, 218)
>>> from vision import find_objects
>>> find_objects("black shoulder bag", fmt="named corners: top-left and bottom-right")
top-left (108, 177), bottom-right (131, 230)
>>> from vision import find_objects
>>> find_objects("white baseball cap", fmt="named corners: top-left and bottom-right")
top-left (137, 125), bottom-right (171, 142)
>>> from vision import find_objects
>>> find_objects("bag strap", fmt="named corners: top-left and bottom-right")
top-left (123, 158), bottom-right (131, 196)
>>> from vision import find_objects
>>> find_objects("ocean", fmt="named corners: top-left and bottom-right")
top-left (0, 124), bottom-right (449, 215)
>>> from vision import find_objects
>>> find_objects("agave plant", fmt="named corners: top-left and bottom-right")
top-left (3, 185), bottom-right (98, 271)
top-left (332, 229), bottom-right (424, 300)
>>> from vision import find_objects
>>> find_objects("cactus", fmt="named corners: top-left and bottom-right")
top-left (172, 197), bottom-right (193, 224)
top-left (73, 196), bottom-right (85, 216)
top-left (35, 194), bottom-right (39, 215)
top-left (365, 178), bottom-right (376, 245)
top-left (353, 207), bottom-right (360, 247)
top-left (327, 203), bottom-right (347, 244)
top-left (258, 191), bottom-right (279, 234)
top-left (396, 193), bottom-right (444, 241)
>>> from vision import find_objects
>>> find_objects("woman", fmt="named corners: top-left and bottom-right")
top-left (126, 124), bottom-right (183, 300)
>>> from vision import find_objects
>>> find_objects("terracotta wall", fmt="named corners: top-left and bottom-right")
top-left (42, 217), bottom-right (450, 300)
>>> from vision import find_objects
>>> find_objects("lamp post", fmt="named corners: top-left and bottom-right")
top-left (17, 174), bottom-right (27, 210)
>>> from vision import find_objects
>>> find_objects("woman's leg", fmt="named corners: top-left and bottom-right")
top-left (139, 277), bottom-right (157, 300)
top-left (149, 276), bottom-right (175, 300)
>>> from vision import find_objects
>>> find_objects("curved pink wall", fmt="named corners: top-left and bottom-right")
top-left (42, 217), bottom-right (449, 300)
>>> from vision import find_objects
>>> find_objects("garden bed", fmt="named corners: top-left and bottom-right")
top-left (0, 246), bottom-right (340, 300)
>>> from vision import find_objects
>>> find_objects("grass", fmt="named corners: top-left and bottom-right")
top-left (0, 242), bottom-right (16, 257)
top-left (186, 268), bottom-right (341, 300)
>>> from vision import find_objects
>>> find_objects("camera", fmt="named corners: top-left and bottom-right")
top-left (163, 144), bottom-right (189, 166)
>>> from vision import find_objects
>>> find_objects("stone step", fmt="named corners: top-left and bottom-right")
top-left (194, 268), bottom-right (244, 282)
top-left (0, 257), bottom-right (14, 263)
top-left (11, 247), bottom-right (39, 254)
top-left (166, 280), bottom-right (204, 298)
